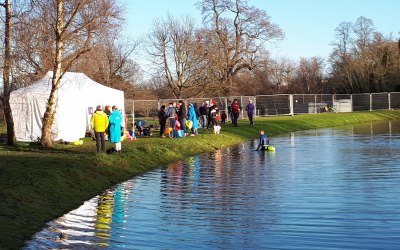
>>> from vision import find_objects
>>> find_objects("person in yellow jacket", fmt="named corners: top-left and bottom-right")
top-left (91, 105), bottom-right (110, 153)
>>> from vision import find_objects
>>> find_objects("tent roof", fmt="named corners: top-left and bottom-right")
top-left (12, 71), bottom-right (122, 95)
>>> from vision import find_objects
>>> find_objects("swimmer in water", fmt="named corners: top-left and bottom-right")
top-left (256, 130), bottom-right (269, 151)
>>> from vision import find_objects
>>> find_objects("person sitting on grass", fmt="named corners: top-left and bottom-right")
top-left (256, 130), bottom-right (269, 151)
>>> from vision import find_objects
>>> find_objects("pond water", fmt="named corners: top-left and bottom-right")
top-left (25, 121), bottom-right (400, 249)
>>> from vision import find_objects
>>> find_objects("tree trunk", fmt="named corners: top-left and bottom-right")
top-left (40, 0), bottom-right (64, 147)
top-left (1, 0), bottom-right (16, 146)
top-left (3, 97), bottom-right (15, 146)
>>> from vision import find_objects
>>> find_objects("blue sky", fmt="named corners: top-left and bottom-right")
top-left (123, 0), bottom-right (399, 61)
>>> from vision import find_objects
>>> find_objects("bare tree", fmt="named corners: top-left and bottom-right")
top-left (198, 0), bottom-right (284, 95)
top-left (295, 57), bottom-right (324, 93)
top-left (146, 14), bottom-right (209, 99)
top-left (70, 31), bottom-right (141, 98)
top-left (328, 16), bottom-right (399, 93)
top-left (267, 57), bottom-right (295, 92)
top-left (329, 21), bottom-right (356, 93)
top-left (29, 0), bottom-right (122, 147)
top-left (0, 0), bottom-right (15, 146)
top-left (353, 16), bottom-right (375, 53)
top-left (331, 21), bottom-right (353, 57)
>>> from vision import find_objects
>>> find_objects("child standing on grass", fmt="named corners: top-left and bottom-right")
top-left (220, 111), bottom-right (227, 125)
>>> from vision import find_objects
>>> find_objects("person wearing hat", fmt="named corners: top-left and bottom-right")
top-left (108, 105), bottom-right (123, 152)
top-left (187, 102), bottom-right (199, 136)
top-left (91, 105), bottom-right (109, 153)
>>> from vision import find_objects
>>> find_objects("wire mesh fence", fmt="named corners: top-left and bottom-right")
top-left (125, 92), bottom-right (400, 122)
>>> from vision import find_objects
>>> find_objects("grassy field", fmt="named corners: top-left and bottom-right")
top-left (1, 110), bottom-right (400, 249)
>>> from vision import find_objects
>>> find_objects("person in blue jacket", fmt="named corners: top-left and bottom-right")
top-left (109, 105), bottom-right (123, 153)
top-left (256, 130), bottom-right (269, 151)
top-left (188, 103), bottom-right (199, 136)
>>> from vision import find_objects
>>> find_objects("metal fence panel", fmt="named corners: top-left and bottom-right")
top-left (292, 94), bottom-right (334, 114)
top-left (126, 99), bottom-right (159, 119)
top-left (256, 95), bottom-right (290, 116)
top-left (372, 93), bottom-right (389, 110)
top-left (334, 94), bottom-right (352, 112)
top-left (352, 94), bottom-right (371, 111)
top-left (390, 93), bottom-right (400, 109)
top-left (125, 92), bottom-right (400, 124)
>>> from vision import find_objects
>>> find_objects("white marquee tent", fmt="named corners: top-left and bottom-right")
top-left (10, 71), bottom-right (125, 142)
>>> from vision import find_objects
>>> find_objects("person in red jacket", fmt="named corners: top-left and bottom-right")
top-left (231, 99), bottom-right (240, 127)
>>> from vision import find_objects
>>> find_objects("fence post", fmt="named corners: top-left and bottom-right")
top-left (253, 96), bottom-right (257, 117)
top-left (314, 95), bottom-right (317, 113)
top-left (224, 97), bottom-right (228, 120)
top-left (240, 96), bottom-right (244, 119)
top-left (332, 94), bottom-right (335, 112)
top-left (132, 100), bottom-right (135, 126)
top-left (289, 94), bottom-right (294, 115)
top-left (350, 94), bottom-right (353, 112)
top-left (388, 92), bottom-right (391, 110)
top-left (370, 93), bottom-right (373, 111)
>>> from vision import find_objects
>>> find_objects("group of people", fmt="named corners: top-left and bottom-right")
top-left (89, 100), bottom-right (270, 155)
top-left (90, 99), bottom-right (260, 153)
top-left (156, 100), bottom-right (225, 138)
top-left (227, 99), bottom-right (255, 126)
top-left (91, 104), bottom-right (123, 153)
top-left (158, 100), bottom-right (200, 138)
top-left (156, 98), bottom-right (256, 138)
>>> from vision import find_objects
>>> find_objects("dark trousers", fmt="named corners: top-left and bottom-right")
top-left (207, 116), bottom-right (212, 129)
top-left (233, 112), bottom-right (239, 126)
top-left (248, 114), bottom-right (254, 125)
top-left (160, 121), bottom-right (166, 137)
top-left (95, 131), bottom-right (105, 153)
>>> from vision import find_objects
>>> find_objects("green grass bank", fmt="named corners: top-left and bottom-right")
top-left (1, 110), bottom-right (400, 249)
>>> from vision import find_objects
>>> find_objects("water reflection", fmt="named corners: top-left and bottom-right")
top-left (25, 121), bottom-right (400, 249)
top-left (25, 182), bottom-right (132, 249)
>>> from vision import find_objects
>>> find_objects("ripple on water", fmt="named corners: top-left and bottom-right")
top-left (25, 122), bottom-right (400, 249)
